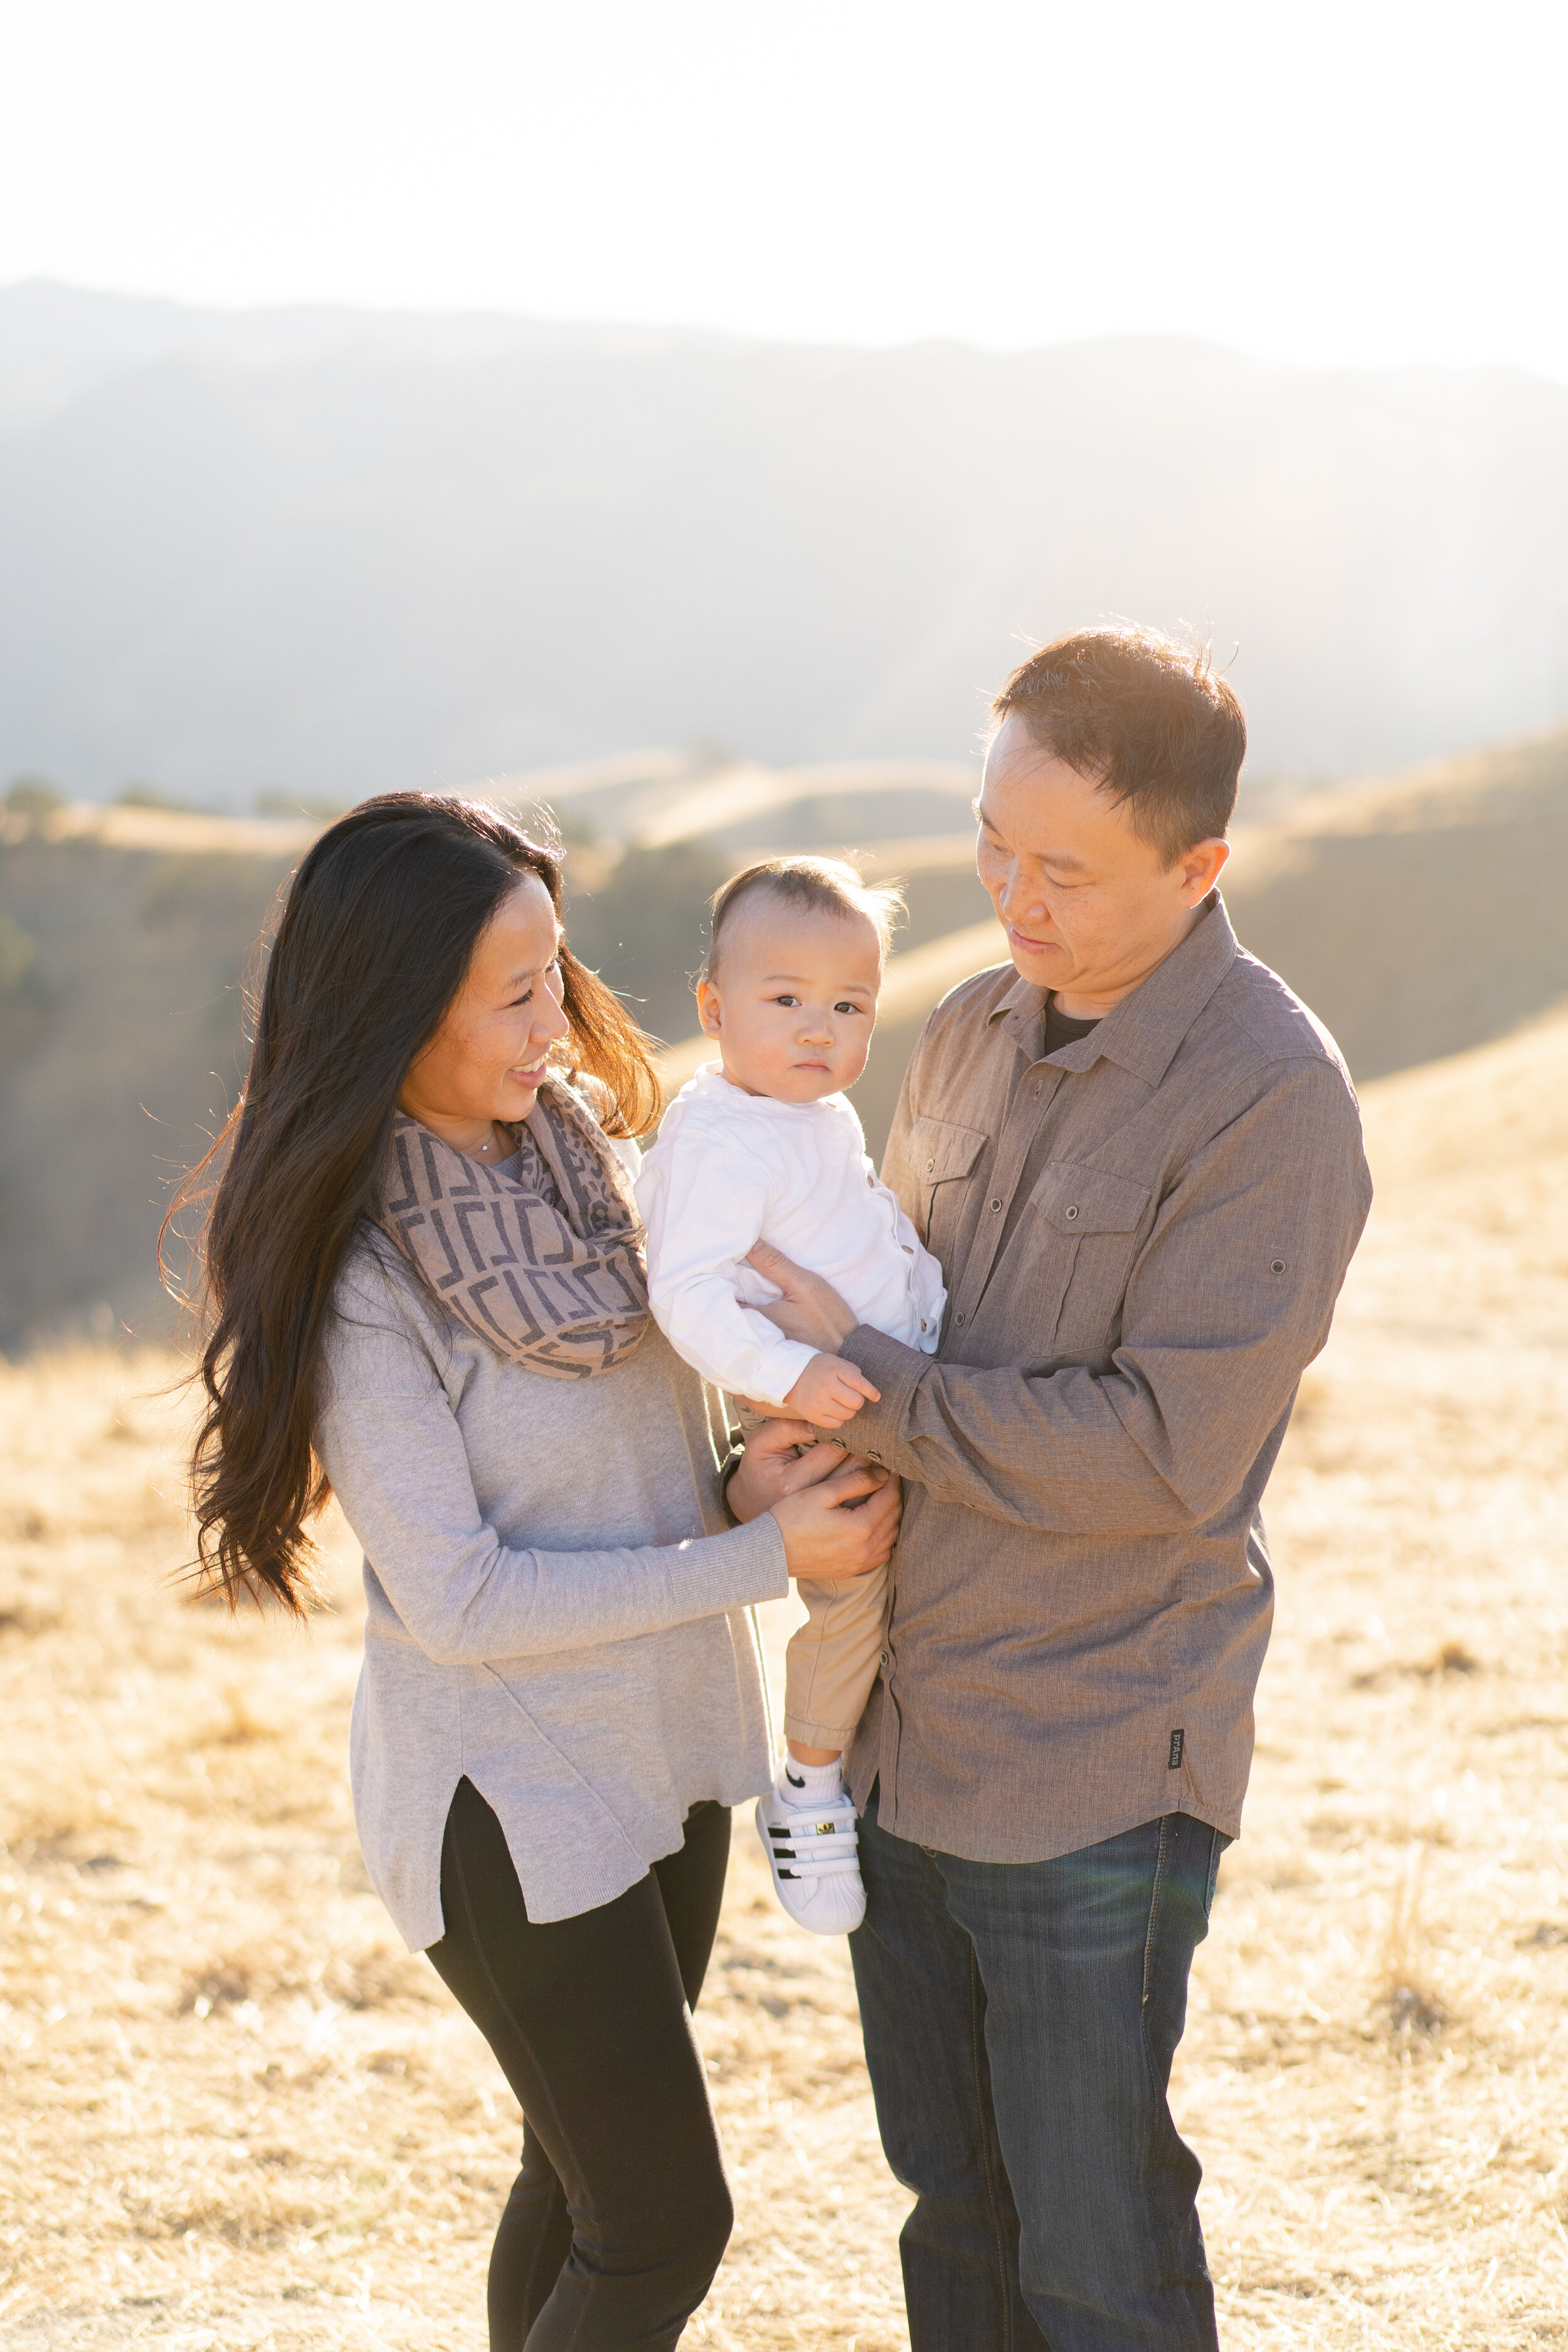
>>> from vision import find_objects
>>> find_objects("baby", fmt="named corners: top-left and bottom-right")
top-left (634, 857), bottom-right (946, 1933)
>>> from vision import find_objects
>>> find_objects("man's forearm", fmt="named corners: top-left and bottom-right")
top-left (840, 1315), bottom-right (1336, 1540)
top-left (844, 1056), bottom-right (1370, 1540)
top-left (840, 1324), bottom-right (1200, 1534)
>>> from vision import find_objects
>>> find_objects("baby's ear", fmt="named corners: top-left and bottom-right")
top-left (695, 977), bottom-right (723, 1035)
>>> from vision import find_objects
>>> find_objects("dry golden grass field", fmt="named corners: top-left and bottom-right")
top-left (3, 1007), bottom-right (1567, 2349)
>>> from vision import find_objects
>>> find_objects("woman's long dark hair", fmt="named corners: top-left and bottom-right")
top-left (169, 792), bottom-right (660, 1618)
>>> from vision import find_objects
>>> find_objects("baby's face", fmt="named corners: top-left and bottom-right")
top-left (697, 903), bottom-right (882, 1103)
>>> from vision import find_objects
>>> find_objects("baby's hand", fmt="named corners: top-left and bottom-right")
top-left (783, 1352), bottom-right (881, 1430)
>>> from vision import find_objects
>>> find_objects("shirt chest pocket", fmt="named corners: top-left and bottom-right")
top-left (1022, 1160), bottom-right (1153, 1360)
top-left (906, 1115), bottom-right (988, 1255)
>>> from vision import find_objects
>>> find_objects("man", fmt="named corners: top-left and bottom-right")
top-left (749, 627), bottom-right (1372, 2349)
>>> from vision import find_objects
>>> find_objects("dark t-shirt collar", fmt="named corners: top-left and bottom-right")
top-left (1042, 993), bottom-right (1102, 1055)
top-left (993, 891), bottom-right (1239, 1090)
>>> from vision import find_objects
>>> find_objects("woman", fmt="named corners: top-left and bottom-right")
top-left (180, 792), bottom-right (898, 2350)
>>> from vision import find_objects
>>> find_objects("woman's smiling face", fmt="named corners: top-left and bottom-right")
top-left (399, 871), bottom-right (570, 1145)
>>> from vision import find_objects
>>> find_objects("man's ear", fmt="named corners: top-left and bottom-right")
top-left (696, 977), bottom-right (723, 1037)
top-left (1179, 838), bottom-right (1230, 904)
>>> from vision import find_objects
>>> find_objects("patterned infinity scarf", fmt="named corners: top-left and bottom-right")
top-left (376, 1079), bottom-right (649, 1379)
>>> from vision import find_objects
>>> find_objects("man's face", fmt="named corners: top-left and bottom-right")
top-left (975, 714), bottom-right (1230, 1016)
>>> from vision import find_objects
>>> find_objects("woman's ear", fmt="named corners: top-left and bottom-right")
top-left (696, 977), bottom-right (723, 1037)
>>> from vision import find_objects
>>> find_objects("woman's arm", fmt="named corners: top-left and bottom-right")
top-left (317, 1265), bottom-right (898, 1668)
top-left (317, 1384), bottom-right (790, 1665)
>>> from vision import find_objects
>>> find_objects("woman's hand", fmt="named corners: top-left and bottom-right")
top-left (770, 1453), bottom-right (901, 1582)
top-left (746, 1241), bottom-right (857, 1353)
top-left (727, 1418), bottom-right (847, 1523)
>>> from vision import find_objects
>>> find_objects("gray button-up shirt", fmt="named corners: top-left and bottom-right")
top-left (842, 893), bottom-right (1372, 1861)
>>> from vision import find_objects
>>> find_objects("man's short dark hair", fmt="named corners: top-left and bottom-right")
top-left (991, 627), bottom-right (1246, 867)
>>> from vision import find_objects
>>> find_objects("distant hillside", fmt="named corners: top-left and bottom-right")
top-left (4, 282), bottom-right (1568, 805)
top-left (0, 760), bottom-right (989, 1344)
top-left (0, 801), bottom-right (304, 1347)
top-left (3, 726), bottom-right (1565, 1347)
top-left (652, 726), bottom-right (1568, 1148)
top-left (1222, 730), bottom-right (1568, 1081)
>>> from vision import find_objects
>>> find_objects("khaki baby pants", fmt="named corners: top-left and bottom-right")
top-left (783, 1556), bottom-right (890, 1751)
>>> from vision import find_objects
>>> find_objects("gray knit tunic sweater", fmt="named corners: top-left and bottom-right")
top-left (316, 1226), bottom-right (788, 1951)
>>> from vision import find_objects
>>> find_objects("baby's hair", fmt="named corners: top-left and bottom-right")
top-left (703, 856), bottom-right (904, 981)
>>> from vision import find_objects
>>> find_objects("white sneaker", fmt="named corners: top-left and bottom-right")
top-left (754, 1771), bottom-right (866, 1935)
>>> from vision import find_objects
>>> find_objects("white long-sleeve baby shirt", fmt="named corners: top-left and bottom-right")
top-left (634, 1061), bottom-right (946, 1407)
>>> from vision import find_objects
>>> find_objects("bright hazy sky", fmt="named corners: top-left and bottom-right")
top-left (4, 0), bottom-right (1565, 378)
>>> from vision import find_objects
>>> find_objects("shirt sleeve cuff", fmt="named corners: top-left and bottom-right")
top-left (750, 1335), bottom-right (821, 1409)
top-left (839, 1323), bottom-right (929, 1472)
top-left (709, 1510), bottom-right (791, 1604)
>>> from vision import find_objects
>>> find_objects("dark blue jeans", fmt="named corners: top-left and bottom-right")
top-left (850, 1792), bottom-right (1228, 2352)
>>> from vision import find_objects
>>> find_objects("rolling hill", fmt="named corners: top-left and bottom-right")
top-left (646, 724), bottom-right (1568, 1142)
top-left (3, 723), bottom-right (1566, 1347)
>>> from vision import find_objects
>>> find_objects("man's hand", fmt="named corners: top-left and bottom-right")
top-left (746, 1241), bottom-right (858, 1352)
top-left (726, 1418), bottom-right (847, 1523)
top-left (783, 1351), bottom-right (880, 1430)
top-left (769, 1452), bottom-right (901, 1581)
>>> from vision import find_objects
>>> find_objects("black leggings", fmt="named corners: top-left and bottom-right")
top-left (426, 1778), bottom-right (734, 2351)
